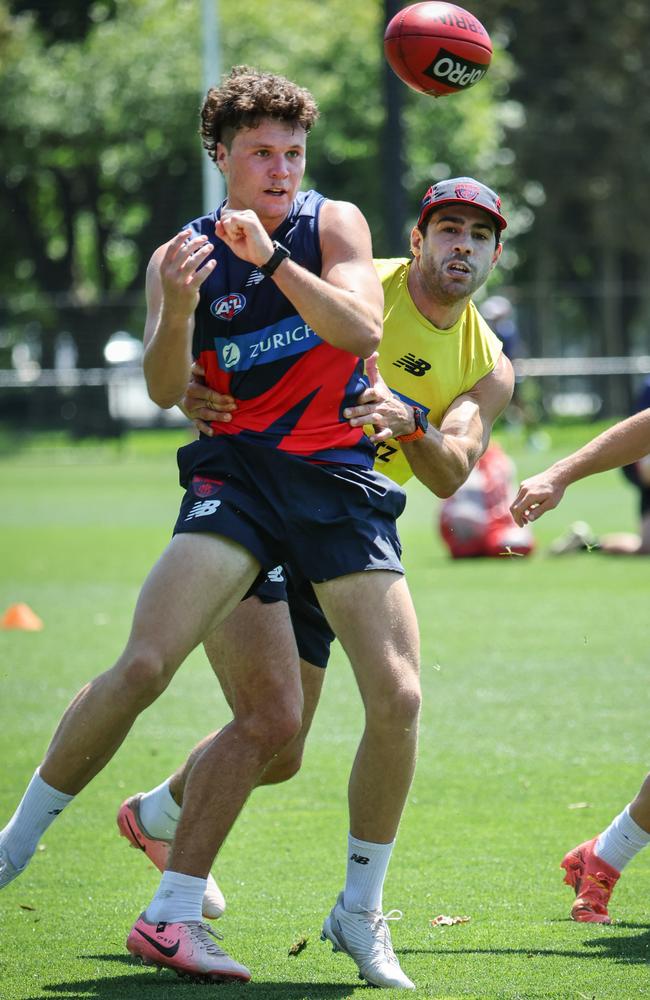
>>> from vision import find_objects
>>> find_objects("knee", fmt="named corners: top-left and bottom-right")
top-left (238, 698), bottom-right (303, 762)
top-left (114, 648), bottom-right (173, 707)
top-left (366, 672), bottom-right (421, 733)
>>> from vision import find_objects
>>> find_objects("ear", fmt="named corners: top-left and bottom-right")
top-left (410, 226), bottom-right (423, 258)
top-left (490, 241), bottom-right (503, 270)
top-left (215, 142), bottom-right (229, 176)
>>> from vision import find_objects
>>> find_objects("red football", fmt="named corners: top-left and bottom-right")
top-left (384, 2), bottom-right (492, 97)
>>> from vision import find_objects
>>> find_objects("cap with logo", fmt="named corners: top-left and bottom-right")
top-left (417, 177), bottom-right (507, 234)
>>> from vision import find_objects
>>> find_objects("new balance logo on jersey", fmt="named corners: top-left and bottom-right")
top-left (245, 269), bottom-right (265, 287)
top-left (393, 354), bottom-right (432, 377)
top-left (185, 499), bottom-right (222, 520)
top-left (350, 853), bottom-right (370, 865)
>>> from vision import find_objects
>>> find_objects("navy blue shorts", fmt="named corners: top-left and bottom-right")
top-left (244, 565), bottom-right (334, 669)
top-left (174, 437), bottom-right (405, 583)
top-left (622, 463), bottom-right (650, 517)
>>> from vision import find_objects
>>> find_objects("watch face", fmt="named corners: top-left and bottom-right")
top-left (414, 407), bottom-right (428, 433)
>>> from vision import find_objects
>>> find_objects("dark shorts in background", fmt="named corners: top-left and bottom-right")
top-left (174, 437), bottom-right (405, 583)
top-left (622, 462), bottom-right (650, 517)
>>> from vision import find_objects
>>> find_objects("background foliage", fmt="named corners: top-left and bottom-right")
top-left (1, 0), bottom-right (649, 412)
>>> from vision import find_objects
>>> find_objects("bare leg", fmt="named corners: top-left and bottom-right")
top-left (599, 532), bottom-right (644, 554)
top-left (40, 534), bottom-right (258, 794)
top-left (314, 571), bottom-right (420, 843)
top-left (167, 599), bottom-right (305, 877)
top-left (599, 512), bottom-right (650, 555)
top-left (167, 647), bottom-right (325, 805)
top-left (316, 571), bottom-right (420, 991)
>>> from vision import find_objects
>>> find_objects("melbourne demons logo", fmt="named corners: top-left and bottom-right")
top-left (210, 292), bottom-right (247, 321)
top-left (454, 183), bottom-right (481, 201)
top-left (191, 476), bottom-right (223, 498)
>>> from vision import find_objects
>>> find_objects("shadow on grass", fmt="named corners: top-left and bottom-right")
top-left (403, 922), bottom-right (650, 965)
top-left (22, 955), bottom-right (366, 1000)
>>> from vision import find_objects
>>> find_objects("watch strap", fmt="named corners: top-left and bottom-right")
top-left (260, 240), bottom-right (290, 277)
top-left (396, 407), bottom-right (428, 442)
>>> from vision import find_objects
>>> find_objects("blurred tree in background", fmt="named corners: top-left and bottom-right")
top-left (481, 0), bottom-right (650, 412)
top-left (1, 0), bottom-right (648, 429)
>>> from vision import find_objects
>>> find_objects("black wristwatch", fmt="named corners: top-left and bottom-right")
top-left (260, 240), bottom-right (291, 277)
top-left (396, 406), bottom-right (428, 442)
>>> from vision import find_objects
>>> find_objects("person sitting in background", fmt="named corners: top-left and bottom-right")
top-left (438, 442), bottom-right (534, 558)
top-left (548, 378), bottom-right (650, 556)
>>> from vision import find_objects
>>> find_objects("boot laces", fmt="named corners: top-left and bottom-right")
top-left (364, 908), bottom-right (404, 961)
top-left (187, 920), bottom-right (227, 957)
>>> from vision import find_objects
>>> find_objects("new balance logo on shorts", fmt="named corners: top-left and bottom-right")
top-left (350, 853), bottom-right (370, 865)
top-left (185, 499), bottom-right (222, 520)
top-left (266, 566), bottom-right (285, 583)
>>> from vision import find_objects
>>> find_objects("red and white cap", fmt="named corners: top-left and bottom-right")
top-left (417, 177), bottom-right (507, 233)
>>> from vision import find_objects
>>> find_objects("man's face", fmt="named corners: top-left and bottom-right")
top-left (411, 204), bottom-right (502, 303)
top-left (216, 118), bottom-right (306, 227)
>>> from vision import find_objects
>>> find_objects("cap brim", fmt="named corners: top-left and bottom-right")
top-left (418, 198), bottom-right (507, 232)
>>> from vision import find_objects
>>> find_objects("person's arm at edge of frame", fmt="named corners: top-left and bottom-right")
top-left (510, 407), bottom-right (650, 526)
top-left (400, 351), bottom-right (514, 497)
top-left (268, 199), bottom-right (383, 359)
top-left (142, 231), bottom-right (216, 408)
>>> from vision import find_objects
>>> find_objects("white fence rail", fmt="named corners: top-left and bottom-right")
top-left (2, 356), bottom-right (650, 389)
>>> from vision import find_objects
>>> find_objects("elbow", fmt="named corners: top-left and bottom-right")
top-left (426, 465), bottom-right (470, 500)
top-left (145, 379), bottom-right (182, 410)
top-left (148, 389), bottom-right (179, 410)
top-left (434, 482), bottom-right (457, 500)
top-left (359, 320), bottom-right (383, 359)
top-left (143, 358), bottom-right (185, 409)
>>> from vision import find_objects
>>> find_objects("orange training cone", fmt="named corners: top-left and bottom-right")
top-left (1, 603), bottom-right (44, 631)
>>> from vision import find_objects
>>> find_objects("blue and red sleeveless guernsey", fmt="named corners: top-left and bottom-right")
top-left (187, 189), bottom-right (374, 467)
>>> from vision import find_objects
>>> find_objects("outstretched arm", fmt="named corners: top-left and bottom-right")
top-left (344, 351), bottom-right (514, 498)
top-left (510, 408), bottom-right (650, 526)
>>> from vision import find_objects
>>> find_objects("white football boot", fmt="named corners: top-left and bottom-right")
top-left (321, 892), bottom-right (415, 989)
top-left (0, 842), bottom-right (26, 889)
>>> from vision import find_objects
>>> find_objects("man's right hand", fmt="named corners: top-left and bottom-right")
top-left (181, 362), bottom-right (237, 436)
top-left (159, 231), bottom-right (216, 318)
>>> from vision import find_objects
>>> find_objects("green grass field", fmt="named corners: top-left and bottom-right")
top-left (0, 425), bottom-right (648, 999)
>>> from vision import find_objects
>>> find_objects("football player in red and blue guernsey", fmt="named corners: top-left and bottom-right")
top-left (0, 67), bottom-right (420, 989)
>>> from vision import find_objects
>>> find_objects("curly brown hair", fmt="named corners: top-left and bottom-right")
top-left (200, 65), bottom-right (320, 162)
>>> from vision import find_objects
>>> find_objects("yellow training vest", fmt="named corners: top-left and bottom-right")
top-left (373, 258), bottom-right (503, 486)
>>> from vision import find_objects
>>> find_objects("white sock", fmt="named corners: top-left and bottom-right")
top-left (0, 769), bottom-right (74, 869)
top-left (343, 834), bottom-right (395, 913)
top-left (145, 869), bottom-right (207, 924)
top-left (138, 780), bottom-right (181, 841)
top-left (596, 805), bottom-right (650, 872)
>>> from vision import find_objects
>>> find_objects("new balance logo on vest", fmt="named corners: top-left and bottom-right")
top-left (393, 354), bottom-right (432, 377)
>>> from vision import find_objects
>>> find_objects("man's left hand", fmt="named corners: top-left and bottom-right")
top-left (215, 210), bottom-right (275, 267)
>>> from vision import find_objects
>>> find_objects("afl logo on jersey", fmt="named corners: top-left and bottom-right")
top-left (210, 292), bottom-right (247, 321)
top-left (221, 342), bottom-right (241, 368)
